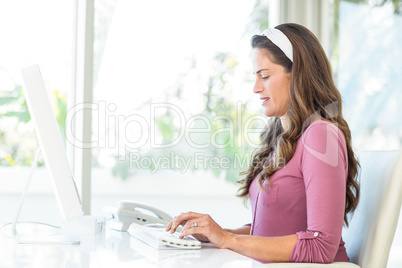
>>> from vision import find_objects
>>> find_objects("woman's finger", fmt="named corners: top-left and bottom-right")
top-left (186, 219), bottom-right (201, 229)
top-left (180, 218), bottom-right (203, 238)
top-left (166, 215), bottom-right (181, 232)
top-left (165, 219), bottom-right (173, 231)
top-left (168, 212), bottom-right (203, 232)
top-left (179, 214), bottom-right (230, 248)
top-left (170, 216), bottom-right (182, 232)
top-left (180, 223), bottom-right (203, 239)
top-left (176, 212), bottom-right (206, 233)
top-left (181, 218), bottom-right (201, 234)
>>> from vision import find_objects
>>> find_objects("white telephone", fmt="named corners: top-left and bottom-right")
top-left (108, 200), bottom-right (173, 231)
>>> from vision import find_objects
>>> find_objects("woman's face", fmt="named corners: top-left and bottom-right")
top-left (251, 48), bottom-right (291, 118)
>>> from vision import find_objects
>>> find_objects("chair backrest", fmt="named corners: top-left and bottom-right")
top-left (342, 150), bottom-right (402, 268)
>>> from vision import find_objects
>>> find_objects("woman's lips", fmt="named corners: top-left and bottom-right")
top-left (261, 97), bottom-right (270, 105)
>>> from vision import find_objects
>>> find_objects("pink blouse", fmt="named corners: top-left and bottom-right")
top-left (249, 120), bottom-right (349, 263)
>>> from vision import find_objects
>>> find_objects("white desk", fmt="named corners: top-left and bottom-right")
top-left (0, 223), bottom-right (266, 268)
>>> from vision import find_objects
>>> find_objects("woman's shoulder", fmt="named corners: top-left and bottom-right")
top-left (303, 119), bottom-right (343, 137)
top-left (296, 119), bottom-right (348, 168)
top-left (300, 119), bottom-right (346, 151)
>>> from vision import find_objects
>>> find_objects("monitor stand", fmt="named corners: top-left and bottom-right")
top-left (11, 149), bottom-right (103, 245)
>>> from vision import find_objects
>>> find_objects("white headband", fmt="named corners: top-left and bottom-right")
top-left (261, 28), bottom-right (293, 62)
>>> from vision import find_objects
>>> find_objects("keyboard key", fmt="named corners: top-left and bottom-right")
top-left (128, 223), bottom-right (201, 249)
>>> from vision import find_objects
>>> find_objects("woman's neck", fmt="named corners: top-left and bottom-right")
top-left (280, 113), bottom-right (323, 132)
top-left (280, 115), bottom-right (290, 131)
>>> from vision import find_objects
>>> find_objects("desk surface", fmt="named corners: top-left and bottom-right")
top-left (0, 223), bottom-right (265, 268)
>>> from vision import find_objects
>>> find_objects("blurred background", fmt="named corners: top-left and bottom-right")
top-left (0, 0), bottom-right (401, 266)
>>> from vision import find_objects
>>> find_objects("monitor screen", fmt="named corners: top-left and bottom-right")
top-left (21, 65), bottom-right (84, 221)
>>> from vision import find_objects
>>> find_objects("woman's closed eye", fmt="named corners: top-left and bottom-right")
top-left (261, 76), bottom-right (270, 80)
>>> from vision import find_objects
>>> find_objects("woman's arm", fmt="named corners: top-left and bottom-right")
top-left (167, 212), bottom-right (297, 262)
top-left (166, 122), bottom-right (348, 263)
top-left (226, 233), bottom-right (298, 262)
top-left (288, 122), bottom-right (348, 263)
top-left (224, 224), bottom-right (251, 235)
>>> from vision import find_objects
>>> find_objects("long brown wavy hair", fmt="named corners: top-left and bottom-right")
top-left (238, 23), bottom-right (360, 226)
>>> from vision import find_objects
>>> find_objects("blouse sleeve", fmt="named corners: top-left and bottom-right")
top-left (289, 122), bottom-right (348, 263)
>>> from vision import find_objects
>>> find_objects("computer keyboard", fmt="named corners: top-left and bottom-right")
top-left (128, 223), bottom-right (201, 250)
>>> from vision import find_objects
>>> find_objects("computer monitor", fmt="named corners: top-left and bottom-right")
top-left (21, 65), bottom-right (84, 222)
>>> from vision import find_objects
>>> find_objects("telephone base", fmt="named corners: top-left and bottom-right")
top-left (103, 201), bottom-right (172, 233)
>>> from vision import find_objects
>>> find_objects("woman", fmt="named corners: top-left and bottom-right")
top-left (166, 23), bottom-right (360, 264)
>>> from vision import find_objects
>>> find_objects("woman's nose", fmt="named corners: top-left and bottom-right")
top-left (253, 80), bottom-right (263, 94)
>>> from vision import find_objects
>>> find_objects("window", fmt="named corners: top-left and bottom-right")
top-left (0, 0), bottom-right (75, 225)
top-left (0, 0), bottom-right (267, 229)
top-left (334, 1), bottom-right (402, 266)
top-left (334, 0), bottom-right (402, 151)
top-left (90, 0), bottom-right (265, 228)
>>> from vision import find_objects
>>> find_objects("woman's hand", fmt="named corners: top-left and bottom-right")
top-left (165, 211), bottom-right (233, 248)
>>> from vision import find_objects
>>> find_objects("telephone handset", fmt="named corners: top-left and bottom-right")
top-left (110, 200), bottom-right (173, 231)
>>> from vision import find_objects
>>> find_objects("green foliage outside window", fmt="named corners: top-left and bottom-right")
top-left (111, 52), bottom-right (265, 182)
top-left (0, 84), bottom-right (67, 166)
top-left (1, 0), bottom-right (270, 182)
